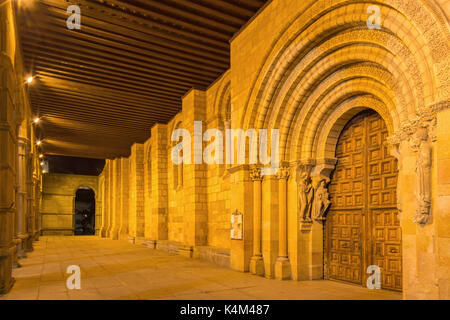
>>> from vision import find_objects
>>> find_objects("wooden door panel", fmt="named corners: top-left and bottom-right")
top-left (326, 110), bottom-right (402, 291)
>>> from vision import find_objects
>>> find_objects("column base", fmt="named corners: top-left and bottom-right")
top-left (143, 240), bottom-right (157, 249)
top-left (118, 232), bottom-right (129, 241)
top-left (274, 257), bottom-right (291, 280)
top-left (0, 277), bottom-right (15, 295)
top-left (24, 236), bottom-right (33, 252)
top-left (0, 245), bottom-right (17, 294)
top-left (109, 229), bottom-right (119, 240)
top-left (134, 237), bottom-right (146, 245)
top-left (14, 237), bottom-right (27, 259)
top-left (250, 255), bottom-right (265, 276)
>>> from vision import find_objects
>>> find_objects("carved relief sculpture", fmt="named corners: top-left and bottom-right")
top-left (410, 127), bottom-right (432, 225)
top-left (388, 111), bottom-right (437, 225)
top-left (298, 171), bottom-right (313, 222)
top-left (311, 176), bottom-right (331, 221)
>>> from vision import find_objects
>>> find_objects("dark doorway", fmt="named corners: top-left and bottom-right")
top-left (74, 188), bottom-right (96, 235)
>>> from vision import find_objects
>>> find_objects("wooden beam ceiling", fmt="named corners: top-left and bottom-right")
top-left (17, 0), bottom-right (268, 159)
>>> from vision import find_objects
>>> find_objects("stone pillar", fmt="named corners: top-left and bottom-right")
top-left (229, 165), bottom-right (254, 272)
top-left (388, 109), bottom-right (441, 299)
top-left (181, 89), bottom-right (208, 247)
top-left (16, 134), bottom-right (30, 257)
top-left (26, 152), bottom-right (36, 247)
top-left (129, 143), bottom-right (145, 243)
top-left (0, 21), bottom-right (17, 291)
top-left (275, 167), bottom-right (291, 280)
top-left (249, 166), bottom-right (264, 276)
top-left (435, 104), bottom-right (450, 299)
top-left (110, 159), bottom-right (121, 240)
top-left (100, 161), bottom-right (110, 237)
top-left (32, 175), bottom-right (40, 241)
top-left (119, 157), bottom-right (129, 240)
top-left (146, 125), bottom-right (168, 246)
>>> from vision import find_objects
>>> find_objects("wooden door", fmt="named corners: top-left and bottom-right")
top-left (325, 110), bottom-right (402, 291)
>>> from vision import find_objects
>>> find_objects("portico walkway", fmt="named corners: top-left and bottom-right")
top-left (0, 237), bottom-right (401, 300)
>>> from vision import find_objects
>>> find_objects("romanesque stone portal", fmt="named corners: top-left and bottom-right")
top-left (327, 110), bottom-right (401, 291)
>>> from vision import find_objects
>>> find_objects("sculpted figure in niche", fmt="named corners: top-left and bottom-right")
top-left (410, 127), bottom-right (432, 225)
top-left (298, 171), bottom-right (313, 222)
top-left (312, 177), bottom-right (331, 221)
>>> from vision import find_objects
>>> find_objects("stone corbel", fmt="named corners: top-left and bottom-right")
top-left (309, 158), bottom-right (336, 223)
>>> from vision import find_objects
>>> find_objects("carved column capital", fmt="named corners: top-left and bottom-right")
top-left (250, 166), bottom-right (263, 181)
top-left (276, 166), bottom-right (290, 180)
top-left (387, 110), bottom-right (437, 146)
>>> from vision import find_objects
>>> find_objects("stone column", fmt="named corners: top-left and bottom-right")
top-left (249, 166), bottom-right (264, 276)
top-left (100, 161), bottom-right (110, 237)
top-left (119, 157), bottom-right (129, 240)
top-left (181, 90), bottom-right (208, 249)
top-left (0, 37), bottom-right (17, 293)
top-left (32, 175), bottom-right (40, 241)
top-left (275, 167), bottom-right (291, 280)
top-left (145, 125), bottom-right (168, 248)
top-left (26, 153), bottom-right (35, 248)
top-left (110, 159), bottom-right (121, 240)
top-left (16, 135), bottom-right (30, 257)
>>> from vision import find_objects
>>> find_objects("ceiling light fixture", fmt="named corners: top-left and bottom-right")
top-left (34, 117), bottom-right (40, 124)
top-left (36, 140), bottom-right (41, 146)
top-left (27, 76), bottom-right (33, 84)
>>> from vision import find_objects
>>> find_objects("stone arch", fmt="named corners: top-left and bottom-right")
top-left (315, 98), bottom-right (394, 161)
top-left (241, 0), bottom-right (449, 163)
top-left (171, 119), bottom-right (184, 190)
top-left (73, 186), bottom-right (96, 236)
top-left (73, 183), bottom-right (98, 198)
top-left (213, 70), bottom-right (231, 123)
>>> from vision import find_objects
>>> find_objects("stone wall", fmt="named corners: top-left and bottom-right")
top-left (0, 1), bottom-right (42, 294)
top-left (97, 0), bottom-right (450, 299)
top-left (40, 174), bottom-right (99, 236)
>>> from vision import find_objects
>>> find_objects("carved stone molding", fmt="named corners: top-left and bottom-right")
top-left (387, 110), bottom-right (437, 146)
top-left (430, 99), bottom-right (450, 113)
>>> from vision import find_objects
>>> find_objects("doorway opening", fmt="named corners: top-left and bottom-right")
top-left (325, 109), bottom-right (402, 291)
top-left (74, 187), bottom-right (96, 235)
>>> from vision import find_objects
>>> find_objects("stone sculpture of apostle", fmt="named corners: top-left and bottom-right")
top-left (311, 177), bottom-right (331, 221)
top-left (298, 171), bottom-right (313, 222)
top-left (410, 127), bottom-right (432, 225)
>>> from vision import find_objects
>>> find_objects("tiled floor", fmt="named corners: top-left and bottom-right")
top-left (0, 236), bottom-right (401, 300)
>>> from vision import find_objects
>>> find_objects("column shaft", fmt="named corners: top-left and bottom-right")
top-left (275, 167), bottom-right (291, 280)
top-left (250, 167), bottom-right (264, 275)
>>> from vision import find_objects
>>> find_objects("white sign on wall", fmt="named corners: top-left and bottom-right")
top-left (230, 210), bottom-right (243, 240)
